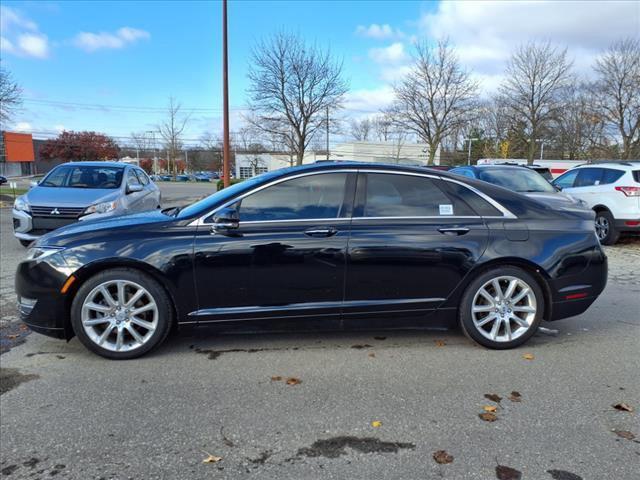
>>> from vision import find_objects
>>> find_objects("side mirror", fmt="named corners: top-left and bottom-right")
top-left (29, 180), bottom-right (39, 189)
top-left (211, 207), bottom-right (239, 232)
top-left (127, 183), bottom-right (144, 194)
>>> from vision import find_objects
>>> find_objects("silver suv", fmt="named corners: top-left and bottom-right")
top-left (13, 162), bottom-right (161, 246)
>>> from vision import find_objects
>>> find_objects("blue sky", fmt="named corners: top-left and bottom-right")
top-left (1, 0), bottom-right (638, 145)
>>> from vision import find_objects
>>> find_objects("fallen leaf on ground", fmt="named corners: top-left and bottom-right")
top-left (371, 420), bottom-right (382, 427)
top-left (368, 352), bottom-right (376, 358)
top-left (612, 402), bottom-right (633, 412)
top-left (484, 393), bottom-right (502, 403)
top-left (7, 335), bottom-right (19, 340)
top-left (285, 377), bottom-right (302, 386)
top-left (522, 353), bottom-right (535, 360)
top-left (434, 340), bottom-right (446, 347)
top-left (613, 429), bottom-right (635, 440)
top-left (270, 376), bottom-right (282, 382)
top-left (432, 450), bottom-right (454, 464)
top-left (508, 391), bottom-right (522, 402)
top-left (202, 453), bottom-right (222, 464)
top-left (496, 464), bottom-right (522, 480)
top-left (479, 412), bottom-right (498, 422)
top-left (483, 405), bottom-right (497, 413)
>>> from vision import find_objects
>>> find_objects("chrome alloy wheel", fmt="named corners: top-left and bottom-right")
top-left (81, 280), bottom-right (158, 352)
top-left (471, 276), bottom-right (537, 342)
top-left (595, 216), bottom-right (609, 240)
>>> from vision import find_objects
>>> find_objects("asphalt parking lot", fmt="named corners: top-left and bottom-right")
top-left (0, 187), bottom-right (638, 480)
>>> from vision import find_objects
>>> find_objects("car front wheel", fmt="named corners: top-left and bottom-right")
top-left (459, 267), bottom-right (544, 349)
top-left (70, 268), bottom-right (172, 359)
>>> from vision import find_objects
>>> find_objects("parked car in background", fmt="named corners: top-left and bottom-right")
top-left (12, 162), bottom-right (161, 247)
top-left (424, 165), bottom-right (453, 171)
top-left (450, 164), bottom-right (588, 210)
top-left (552, 162), bottom-right (640, 245)
top-left (527, 165), bottom-right (554, 182)
top-left (16, 162), bottom-right (606, 359)
top-left (194, 174), bottom-right (212, 182)
top-left (0, 175), bottom-right (7, 185)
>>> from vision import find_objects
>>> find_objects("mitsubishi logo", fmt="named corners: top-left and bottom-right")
top-left (50, 208), bottom-right (60, 215)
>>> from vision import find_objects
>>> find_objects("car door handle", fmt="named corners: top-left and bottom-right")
top-left (438, 227), bottom-right (470, 236)
top-left (304, 227), bottom-right (338, 237)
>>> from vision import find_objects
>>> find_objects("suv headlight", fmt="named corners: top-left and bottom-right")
top-left (83, 200), bottom-right (118, 215)
top-left (25, 246), bottom-right (65, 261)
top-left (14, 196), bottom-right (30, 213)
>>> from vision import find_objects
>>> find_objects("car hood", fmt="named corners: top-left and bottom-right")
top-left (26, 187), bottom-right (120, 207)
top-left (523, 191), bottom-right (587, 209)
top-left (38, 210), bottom-right (173, 246)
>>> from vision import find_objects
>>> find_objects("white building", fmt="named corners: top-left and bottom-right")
top-left (235, 141), bottom-right (439, 178)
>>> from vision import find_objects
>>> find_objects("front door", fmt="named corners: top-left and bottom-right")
top-left (193, 171), bottom-right (355, 323)
top-left (344, 172), bottom-right (489, 319)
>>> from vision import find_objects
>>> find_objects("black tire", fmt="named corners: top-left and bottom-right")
top-left (19, 239), bottom-right (32, 247)
top-left (595, 210), bottom-right (619, 246)
top-left (459, 266), bottom-right (545, 350)
top-left (70, 268), bottom-right (173, 359)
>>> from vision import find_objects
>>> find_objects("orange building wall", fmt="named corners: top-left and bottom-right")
top-left (3, 132), bottom-right (35, 162)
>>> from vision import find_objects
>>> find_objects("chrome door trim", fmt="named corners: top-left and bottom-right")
top-left (188, 167), bottom-right (517, 226)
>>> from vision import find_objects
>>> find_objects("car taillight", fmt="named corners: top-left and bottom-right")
top-left (614, 186), bottom-right (640, 197)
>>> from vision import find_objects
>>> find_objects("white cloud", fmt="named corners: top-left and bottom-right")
top-left (14, 122), bottom-right (33, 132)
top-left (0, 6), bottom-right (50, 59)
top-left (17, 33), bottom-right (49, 59)
top-left (344, 85), bottom-right (396, 114)
top-left (419, 0), bottom-right (640, 84)
top-left (369, 42), bottom-right (408, 64)
top-left (54, 124), bottom-right (66, 133)
top-left (72, 27), bottom-right (150, 52)
top-left (355, 23), bottom-right (404, 40)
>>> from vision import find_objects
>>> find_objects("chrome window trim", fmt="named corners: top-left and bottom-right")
top-left (188, 167), bottom-right (517, 226)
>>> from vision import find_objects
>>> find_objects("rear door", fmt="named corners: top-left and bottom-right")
top-left (343, 171), bottom-right (490, 319)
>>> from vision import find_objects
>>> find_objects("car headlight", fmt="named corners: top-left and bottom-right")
top-left (25, 246), bottom-right (65, 261)
top-left (83, 200), bottom-right (118, 215)
top-left (14, 196), bottom-right (30, 212)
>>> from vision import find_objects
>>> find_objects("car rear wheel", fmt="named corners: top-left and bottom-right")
top-left (459, 266), bottom-right (544, 349)
top-left (595, 210), bottom-right (619, 245)
top-left (70, 268), bottom-right (172, 359)
top-left (19, 239), bottom-right (32, 247)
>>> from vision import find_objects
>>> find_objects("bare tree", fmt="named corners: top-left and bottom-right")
top-left (593, 38), bottom-right (640, 159)
top-left (349, 117), bottom-right (372, 141)
top-left (372, 113), bottom-right (394, 141)
top-left (200, 131), bottom-right (223, 172)
top-left (158, 97), bottom-right (190, 177)
top-left (130, 131), bottom-right (156, 158)
top-left (499, 41), bottom-right (573, 164)
top-left (247, 32), bottom-right (348, 165)
top-left (389, 39), bottom-right (478, 164)
top-left (0, 66), bottom-right (22, 126)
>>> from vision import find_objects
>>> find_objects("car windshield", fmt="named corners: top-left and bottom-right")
top-left (478, 168), bottom-right (555, 193)
top-left (40, 165), bottom-right (124, 189)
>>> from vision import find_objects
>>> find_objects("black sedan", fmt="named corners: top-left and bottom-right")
top-left (16, 163), bottom-right (607, 359)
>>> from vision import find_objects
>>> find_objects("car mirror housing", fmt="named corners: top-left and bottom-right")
top-left (127, 183), bottom-right (144, 194)
top-left (29, 180), bottom-right (39, 189)
top-left (212, 207), bottom-right (239, 231)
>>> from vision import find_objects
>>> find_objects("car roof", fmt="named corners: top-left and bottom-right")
top-left (572, 161), bottom-right (638, 170)
top-left (281, 161), bottom-right (465, 180)
top-left (55, 161), bottom-right (129, 168)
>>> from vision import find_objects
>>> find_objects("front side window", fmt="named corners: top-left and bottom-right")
top-left (360, 173), bottom-right (474, 217)
top-left (238, 173), bottom-right (348, 222)
top-left (40, 165), bottom-right (124, 189)
top-left (553, 170), bottom-right (579, 189)
top-left (574, 168), bottom-right (603, 187)
top-left (135, 169), bottom-right (150, 185)
top-left (127, 169), bottom-right (141, 186)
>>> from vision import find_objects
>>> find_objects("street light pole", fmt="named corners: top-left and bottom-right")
top-left (466, 137), bottom-right (479, 165)
top-left (222, 0), bottom-right (230, 188)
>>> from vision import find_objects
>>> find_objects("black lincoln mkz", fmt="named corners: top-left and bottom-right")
top-left (16, 163), bottom-right (607, 359)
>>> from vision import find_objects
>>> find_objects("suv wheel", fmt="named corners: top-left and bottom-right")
top-left (70, 268), bottom-right (173, 359)
top-left (459, 267), bottom-right (545, 349)
top-left (595, 210), bottom-right (619, 245)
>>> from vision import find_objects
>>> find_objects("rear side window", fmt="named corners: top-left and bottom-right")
top-left (574, 168), bottom-right (603, 187)
top-left (600, 169), bottom-right (624, 185)
top-left (440, 181), bottom-right (502, 216)
top-left (632, 170), bottom-right (640, 183)
top-left (359, 173), bottom-right (475, 217)
top-left (238, 173), bottom-right (348, 221)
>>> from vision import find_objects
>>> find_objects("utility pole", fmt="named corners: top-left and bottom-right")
top-left (222, 0), bottom-right (230, 187)
top-left (466, 137), bottom-right (479, 165)
top-left (325, 106), bottom-right (329, 161)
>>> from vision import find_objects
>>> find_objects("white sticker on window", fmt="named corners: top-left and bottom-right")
top-left (439, 204), bottom-right (454, 215)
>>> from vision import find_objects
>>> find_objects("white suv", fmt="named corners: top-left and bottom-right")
top-left (553, 162), bottom-right (640, 245)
